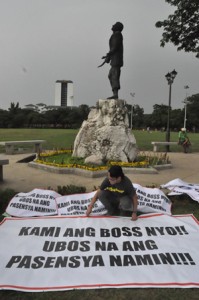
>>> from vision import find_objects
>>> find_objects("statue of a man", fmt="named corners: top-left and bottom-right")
top-left (99, 22), bottom-right (124, 99)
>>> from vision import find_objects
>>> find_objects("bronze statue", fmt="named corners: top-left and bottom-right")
top-left (98, 22), bottom-right (124, 99)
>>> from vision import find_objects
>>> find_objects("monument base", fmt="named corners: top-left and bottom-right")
top-left (72, 99), bottom-right (138, 163)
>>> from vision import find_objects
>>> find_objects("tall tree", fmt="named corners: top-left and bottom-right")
top-left (155, 0), bottom-right (199, 57)
top-left (78, 104), bottom-right (90, 123)
top-left (185, 93), bottom-right (199, 129)
top-left (150, 104), bottom-right (168, 129)
top-left (170, 108), bottom-right (183, 130)
top-left (8, 102), bottom-right (20, 114)
top-left (0, 109), bottom-right (9, 128)
top-left (132, 104), bottom-right (144, 128)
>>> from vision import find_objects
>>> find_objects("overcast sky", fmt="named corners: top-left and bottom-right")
top-left (0, 0), bottom-right (198, 113)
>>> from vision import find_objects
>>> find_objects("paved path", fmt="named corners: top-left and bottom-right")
top-left (0, 152), bottom-right (199, 193)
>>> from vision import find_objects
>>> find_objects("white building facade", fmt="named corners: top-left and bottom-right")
top-left (55, 80), bottom-right (74, 107)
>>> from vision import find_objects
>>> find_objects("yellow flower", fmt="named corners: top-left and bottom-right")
top-left (35, 150), bottom-right (152, 171)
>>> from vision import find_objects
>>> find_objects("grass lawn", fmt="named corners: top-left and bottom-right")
top-left (1, 286), bottom-right (199, 300)
top-left (0, 128), bottom-right (198, 153)
top-left (0, 128), bottom-right (199, 299)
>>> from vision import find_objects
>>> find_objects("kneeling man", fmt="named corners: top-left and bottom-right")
top-left (86, 165), bottom-right (138, 221)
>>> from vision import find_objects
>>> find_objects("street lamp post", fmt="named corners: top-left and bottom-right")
top-left (165, 69), bottom-right (177, 152)
top-left (130, 92), bottom-right (135, 130)
top-left (183, 85), bottom-right (189, 129)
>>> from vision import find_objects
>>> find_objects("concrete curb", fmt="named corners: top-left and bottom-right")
top-left (28, 161), bottom-right (171, 178)
top-left (153, 164), bottom-right (173, 170)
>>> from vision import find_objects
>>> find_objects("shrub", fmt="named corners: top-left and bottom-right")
top-left (57, 185), bottom-right (86, 195)
top-left (0, 188), bottom-right (17, 215)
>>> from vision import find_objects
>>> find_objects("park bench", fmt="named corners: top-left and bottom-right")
top-left (0, 140), bottom-right (46, 155)
top-left (151, 141), bottom-right (178, 152)
top-left (0, 158), bottom-right (9, 181)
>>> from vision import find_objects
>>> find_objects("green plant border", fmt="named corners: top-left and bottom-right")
top-left (35, 149), bottom-right (170, 171)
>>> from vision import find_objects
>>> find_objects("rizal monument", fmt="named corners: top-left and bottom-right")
top-left (72, 22), bottom-right (138, 164)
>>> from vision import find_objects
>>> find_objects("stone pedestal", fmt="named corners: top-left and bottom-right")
top-left (72, 99), bottom-right (138, 163)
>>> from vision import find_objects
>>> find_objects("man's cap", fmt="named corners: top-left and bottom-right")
top-left (181, 128), bottom-right (186, 131)
top-left (108, 165), bottom-right (124, 178)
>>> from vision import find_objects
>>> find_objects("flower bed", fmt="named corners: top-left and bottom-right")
top-left (34, 149), bottom-right (169, 171)
top-left (35, 150), bottom-right (149, 171)
top-left (29, 150), bottom-right (171, 178)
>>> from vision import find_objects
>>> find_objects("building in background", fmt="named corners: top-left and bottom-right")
top-left (55, 80), bottom-right (74, 107)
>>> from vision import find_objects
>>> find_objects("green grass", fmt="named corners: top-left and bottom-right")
top-left (1, 287), bottom-right (199, 300)
top-left (0, 128), bottom-right (77, 152)
top-left (41, 153), bottom-right (85, 164)
top-left (0, 128), bottom-right (198, 153)
top-left (134, 130), bottom-right (198, 152)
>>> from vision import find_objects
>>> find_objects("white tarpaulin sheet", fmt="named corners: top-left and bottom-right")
top-left (161, 178), bottom-right (199, 202)
top-left (5, 189), bottom-right (60, 217)
top-left (6, 186), bottom-right (171, 217)
top-left (133, 183), bottom-right (171, 214)
top-left (0, 214), bottom-right (199, 291)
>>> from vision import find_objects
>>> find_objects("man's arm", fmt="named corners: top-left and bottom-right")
top-left (98, 55), bottom-right (110, 68)
top-left (86, 189), bottom-right (100, 216)
top-left (131, 193), bottom-right (138, 221)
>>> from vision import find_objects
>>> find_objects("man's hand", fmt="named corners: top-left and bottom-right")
top-left (102, 54), bottom-right (110, 63)
top-left (131, 212), bottom-right (137, 221)
top-left (86, 205), bottom-right (93, 217)
top-left (86, 190), bottom-right (99, 216)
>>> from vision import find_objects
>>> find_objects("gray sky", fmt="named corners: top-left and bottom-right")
top-left (0, 0), bottom-right (198, 113)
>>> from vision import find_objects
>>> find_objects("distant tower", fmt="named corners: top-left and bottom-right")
top-left (55, 80), bottom-right (74, 107)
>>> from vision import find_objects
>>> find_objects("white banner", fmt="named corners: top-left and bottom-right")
top-left (161, 178), bottom-right (199, 202)
top-left (134, 183), bottom-right (171, 215)
top-left (6, 186), bottom-right (171, 217)
top-left (6, 189), bottom-right (59, 217)
top-left (0, 214), bottom-right (199, 291)
top-left (56, 191), bottom-right (107, 215)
